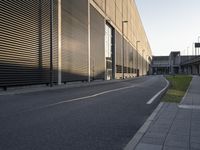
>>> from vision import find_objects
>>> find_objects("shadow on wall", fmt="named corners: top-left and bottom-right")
top-left (0, 61), bottom-right (106, 89)
top-left (0, 60), bottom-right (150, 89)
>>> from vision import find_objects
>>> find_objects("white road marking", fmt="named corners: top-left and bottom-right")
top-left (146, 77), bottom-right (169, 104)
top-left (21, 76), bottom-right (166, 112)
top-left (26, 85), bottom-right (137, 111)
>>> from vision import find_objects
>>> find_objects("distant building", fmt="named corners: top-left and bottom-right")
top-left (151, 56), bottom-right (170, 75)
top-left (151, 51), bottom-right (200, 75)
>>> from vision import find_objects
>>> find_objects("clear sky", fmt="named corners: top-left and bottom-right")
top-left (135, 0), bottom-right (200, 56)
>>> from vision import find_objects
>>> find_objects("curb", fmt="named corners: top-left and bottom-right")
top-left (0, 76), bottom-right (147, 96)
top-left (124, 76), bottom-right (169, 150)
top-left (124, 102), bottom-right (164, 150)
top-left (180, 75), bottom-right (193, 104)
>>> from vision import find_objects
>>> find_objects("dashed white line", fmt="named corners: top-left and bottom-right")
top-left (26, 85), bottom-right (137, 111)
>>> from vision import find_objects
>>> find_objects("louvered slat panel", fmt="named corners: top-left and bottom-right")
top-left (90, 5), bottom-right (105, 80)
top-left (0, 0), bottom-right (58, 87)
top-left (61, 0), bottom-right (88, 82)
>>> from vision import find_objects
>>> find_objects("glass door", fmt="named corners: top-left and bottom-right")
top-left (105, 24), bottom-right (113, 80)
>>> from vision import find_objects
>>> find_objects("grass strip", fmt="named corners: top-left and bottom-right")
top-left (162, 75), bottom-right (192, 103)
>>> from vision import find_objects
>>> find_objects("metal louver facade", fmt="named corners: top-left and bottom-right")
top-left (61, 0), bottom-right (88, 82)
top-left (0, 0), bottom-right (58, 88)
top-left (90, 5), bottom-right (105, 80)
top-left (0, 0), bottom-right (152, 88)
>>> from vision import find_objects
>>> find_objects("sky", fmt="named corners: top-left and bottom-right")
top-left (135, 0), bottom-right (200, 56)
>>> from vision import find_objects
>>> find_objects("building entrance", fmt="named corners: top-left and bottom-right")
top-left (105, 24), bottom-right (115, 80)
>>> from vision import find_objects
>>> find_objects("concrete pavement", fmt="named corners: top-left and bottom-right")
top-left (0, 76), bottom-right (167, 150)
top-left (133, 76), bottom-right (200, 150)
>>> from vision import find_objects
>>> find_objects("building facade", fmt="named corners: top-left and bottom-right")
top-left (0, 0), bottom-right (152, 89)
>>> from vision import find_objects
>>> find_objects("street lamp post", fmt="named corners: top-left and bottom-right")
top-left (192, 43), bottom-right (195, 56)
top-left (142, 49), bottom-right (145, 75)
top-left (198, 36), bottom-right (200, 55)
top-left (122, 21), bottom-right (128, 79)
top-left (136, 41), bottom-right (140, 77)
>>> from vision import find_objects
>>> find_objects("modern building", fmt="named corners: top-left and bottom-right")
top-left (0, 0), bottom-right (152, 89)
top-left (151, 51), bottom-right (200, 75)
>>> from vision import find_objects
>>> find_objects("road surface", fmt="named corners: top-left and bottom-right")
top-left (0, 76), bottom-right (167, 150)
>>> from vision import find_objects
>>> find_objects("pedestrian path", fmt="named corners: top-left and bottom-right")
top-left (180, 76), bottom-right (200, 106)
top-left (134, 76), bottom-right (200, 150)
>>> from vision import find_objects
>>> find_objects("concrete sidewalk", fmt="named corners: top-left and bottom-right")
top-left (133, 76), bottom-right (200, 150)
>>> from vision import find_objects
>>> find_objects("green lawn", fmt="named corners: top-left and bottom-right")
top-left (162, 75), bottom-right (192, 103)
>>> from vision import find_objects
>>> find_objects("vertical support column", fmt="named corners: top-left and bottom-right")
top-left (88, 0), bottom-right (91, 82)
top-left (58, 0), bottom-right (62, 84)
top-left (112, 29), bottom-right (116, 80)
top-left (104, 20), bottom-right (107, 80)
top-left (122, 23), bottom-right (124, 79)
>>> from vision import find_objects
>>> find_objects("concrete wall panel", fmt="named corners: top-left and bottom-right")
top-left (115, 0), bottom-right (122, 31)
top-left (93, 0), bottom-right (105, 11)
top-left (106, 0), bottom-right (116, 23)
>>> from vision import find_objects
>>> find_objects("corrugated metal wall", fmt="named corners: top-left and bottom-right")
top-left (0, 0), bottom-right (58, 87)
top-left (61, 0), bottom-right (88, 82)
top-left (90, 5), bottom-right (105, 80)
top-left (0, 0), bottom-right (147, 88)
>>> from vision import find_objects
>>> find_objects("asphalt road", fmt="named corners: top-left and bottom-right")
top-left (0, 76), bottom-right (167, 150)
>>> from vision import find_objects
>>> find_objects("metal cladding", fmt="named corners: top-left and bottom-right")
top-left (61, 0), bottom-right (88, 82)
top-left (0, 0), bottom-right (151, 88)
top-left (0, 0), bottom-right (58, 87)
top-left (90, 5), bottom-right (105, 80)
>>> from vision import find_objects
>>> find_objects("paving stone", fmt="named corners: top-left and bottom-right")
top-left (169, 127), bottom-right (190, 136)
top-left (135, 143), bottom-right (162, 150)
top-left (141, 137), bottom-right (165, 145)
top-left (165, 134), bottom-right (189, 148)
top-left (192, 116), bottom-right (200, 121)
top-left (150, 124), bottom-right (170, 130)
top-left (193, 110), bottom-right (200, 114)
top-left (175, 116), bottom-right (190, 121)
top-left (144, 132), bottom-right (167, 139)
top-left (191, 131), bottom-right (200, 137)
top-left (191, 120), bottom-right (200, 126)
top-left (172, 121), bottom-right (190, 127)
top-left (133, 77), bottom-right (200, 150)
top-left (148, 128), bottom-right (169, 134)
top-left (191, 125), bottom-right (200, 131)
top-left (171, 123), bottom-right (190, 129)
top-left (153, 119), bottom-right (174, 125)
top-left (163, 145), bottom-right (188, 150)
top-left (191, 136), bottom-right (200, 144)
top-left (191, 142), bottom-right (200, 150)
